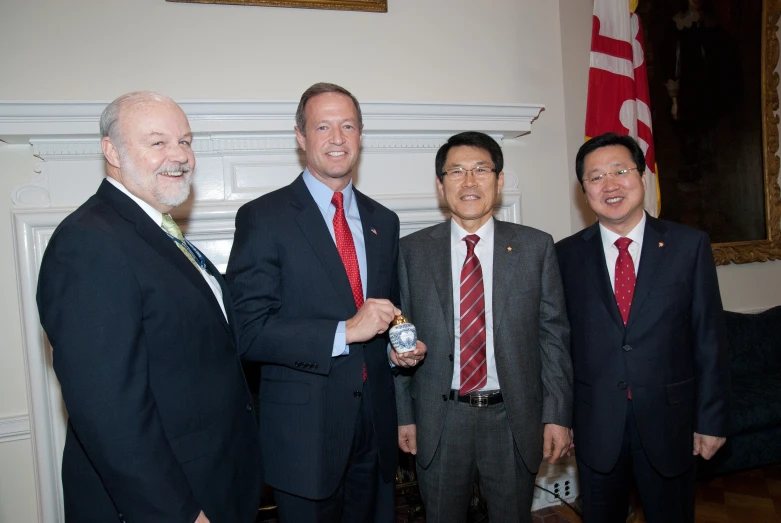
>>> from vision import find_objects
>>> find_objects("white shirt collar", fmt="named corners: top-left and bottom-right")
top-left (599, 212), bottom-right (647, 252)
top-left (450, 217), bottom-right (495, 247)
top-left (105, 176), bottom-right (164, 226)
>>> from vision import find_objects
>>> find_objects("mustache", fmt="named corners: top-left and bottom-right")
top-left (154, 163), bottom-right (192, 175)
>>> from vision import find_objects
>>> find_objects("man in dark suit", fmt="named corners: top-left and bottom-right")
top-left (36, 92), bottom-right (262, 523)
top-left (555, 133), bottom-right (730, 523)
top-left (226, 82), bottom-right (425, 523)
top-left (395, 132), bottom-right (573, 523)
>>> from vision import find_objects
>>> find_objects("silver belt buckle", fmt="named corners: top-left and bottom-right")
top-left (469, 395), bottom-right (488, 407)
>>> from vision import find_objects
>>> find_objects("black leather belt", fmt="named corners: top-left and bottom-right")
top-left (449, 390), bottom-right (503, 407)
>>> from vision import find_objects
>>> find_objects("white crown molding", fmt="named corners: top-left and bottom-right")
top-left (0, 100), bottom-right (544, 144)
top-left (0, 416), bottom-right (31, 444)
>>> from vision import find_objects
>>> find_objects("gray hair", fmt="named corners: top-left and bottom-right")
top-left (295, 82), bottom-right (362, 136)
top-left (99, 91), bottom-right (175, 152)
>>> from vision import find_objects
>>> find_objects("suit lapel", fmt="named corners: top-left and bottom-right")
top-left (625, 215), bottom-right (668, 330)
top-left (581, 222), bottom-right (626, 332)
top-left (97, 180), bottom-right (231, 334)
top-left (290, 176), bottom-right (357, 315)
top-left (429, 223), bottom-right (454, 349)
top-left (355, 189), bottom-right (380, 300)
top-left (492, 221), bottom-right (522, 329)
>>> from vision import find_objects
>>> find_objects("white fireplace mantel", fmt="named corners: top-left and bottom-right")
top-left (7, 99), bottom-right (546, 523)
top-left (0, 99), bottom-right (543, 144)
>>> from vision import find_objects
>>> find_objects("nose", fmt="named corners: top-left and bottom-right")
top-left (461, 171), bottom-right (478, 187)
top-left (602, 173), bottom-right (620, 191)
top-left (168, 142), bottom-right (190, 164)
top-left (329, 127), bottom-right (346, 145)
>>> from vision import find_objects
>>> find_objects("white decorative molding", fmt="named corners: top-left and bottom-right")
top-left (7, 98), bottom-right (542, 523)
top-left (0, 100), bottom-right (543, 144)
top-left (12, 164), bottom-right (51, 208)
top-left (0, 416), bottom-right (31, 444)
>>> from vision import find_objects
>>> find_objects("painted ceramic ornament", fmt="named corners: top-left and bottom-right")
top-left (389, 314), bottom-right (417, 353)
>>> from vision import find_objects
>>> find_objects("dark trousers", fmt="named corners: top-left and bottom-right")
top-left (274, 380), bottom-right (394, 523)
top-left (416, 399), bottom-right (535, 523)
top-left (577, 401), bottom-right (696, 523)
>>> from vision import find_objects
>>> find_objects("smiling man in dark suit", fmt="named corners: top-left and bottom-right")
top-left (36, 91), bottom-right (262, 523)
top-left (555, 133), bottom-right (730, 523)
top-left (395, 131), bottom-right (573, 523)
top-left (226, 82), bottom-right (425, 523)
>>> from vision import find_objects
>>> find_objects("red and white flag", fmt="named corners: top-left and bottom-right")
top-left (585, 0), bottom-right (659, 217)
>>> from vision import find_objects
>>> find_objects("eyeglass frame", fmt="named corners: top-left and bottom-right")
top-left (583, 166), bottom-right (642, 186)
top-left (440, 166), bottom-right (497, 181)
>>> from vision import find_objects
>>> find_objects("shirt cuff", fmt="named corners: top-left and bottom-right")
top-left (332, 321), bottom-right (349, 357)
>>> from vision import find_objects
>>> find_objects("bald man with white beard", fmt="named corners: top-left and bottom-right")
top-left (37, 92), bottom-right (262, 523)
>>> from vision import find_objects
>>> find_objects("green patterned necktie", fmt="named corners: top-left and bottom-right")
top-left (161, 214), bottom-right (201, 270)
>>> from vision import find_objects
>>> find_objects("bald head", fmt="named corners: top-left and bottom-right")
top-left (100, 91), bottom-right (178, 154)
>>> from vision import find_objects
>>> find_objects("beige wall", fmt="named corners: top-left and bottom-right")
top-left (0, 0), bottom-right (778, 519)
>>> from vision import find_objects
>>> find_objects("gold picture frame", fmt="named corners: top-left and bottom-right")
top-left (712, 0), bottom-right (781, 264)
top-left (643, 0), bottom-right (781, 265)
top-left (166, 0), bottom-right (386, 12)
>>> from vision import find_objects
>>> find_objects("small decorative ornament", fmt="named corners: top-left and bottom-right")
top-left (389, 314), bottom-right (417, 353)
top-left (506, 246), bottom-right (513, 252)
top-left (658, 242), bottom-right (664, 247)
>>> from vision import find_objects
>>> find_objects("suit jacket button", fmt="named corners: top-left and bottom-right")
top-left (618, 381), bottom-right (627, 390)
top-left (354, 391), bottom-right (362, 398)
top-left (448, 354), bottom-right (454, 362)
top-left (245, 402), bottom-right (253, 412)
top-left (442, 394), bottom-right (448, 401)
top-left (623, 344), bottom-right (632, 352)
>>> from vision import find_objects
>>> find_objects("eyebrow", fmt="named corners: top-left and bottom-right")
top-left (144, 131), bottom-right (193, 140)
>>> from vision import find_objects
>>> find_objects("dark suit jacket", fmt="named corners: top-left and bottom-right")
top-left (395, 219), bottom-right (573, 472)
top-left (226, 174), bottom-right (400, 500)
top-left (555, 214), bottom-right (730, 477)
top-left (36, 180), bottom-right (262, 523)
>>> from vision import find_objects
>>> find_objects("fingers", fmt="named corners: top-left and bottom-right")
top-left (398, 425), bottom-right (417, 455)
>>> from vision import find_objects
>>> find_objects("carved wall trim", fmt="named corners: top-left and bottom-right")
top-left (0, 416), bottom-right (31, 444)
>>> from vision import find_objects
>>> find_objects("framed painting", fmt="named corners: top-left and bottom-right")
top-left (640, 0), bottom-right (781, 264)
top-left (166, 0), bottom-right (387, 12)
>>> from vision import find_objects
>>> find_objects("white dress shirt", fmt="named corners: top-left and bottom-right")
top-left (599, 212), bottom-right (646, 292)
top-left (450, 218), bottom-right (500, 391)
top-left (105, 176), bottom-right (227, 321)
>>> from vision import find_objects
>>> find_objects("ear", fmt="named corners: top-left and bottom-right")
top-left (496, 171), bottom-right (505, 192)
top-left (102, 137), bottom-right (121, 168)
top-left (436, 177), bottom-right (445, 200)
top-left (294, 126), bottom-right (306, 151)
top-left (641, 172), bottom-right (647, 192)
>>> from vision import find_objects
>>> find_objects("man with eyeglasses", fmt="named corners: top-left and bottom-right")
top-left (555, 133), bottom-right (729, 523)
top-left (395, 131), bottom-right (573, 523)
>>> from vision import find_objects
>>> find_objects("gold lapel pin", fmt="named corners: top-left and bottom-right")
top-left (506, 246), bottom-right (513, 252)
top-left (658, 242), bottom-right (664, 247)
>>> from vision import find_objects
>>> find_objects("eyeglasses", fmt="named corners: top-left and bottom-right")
top-left (583, 167), bottom-right (640, 186)
top-left (441, 166), bottom-right (496, 181)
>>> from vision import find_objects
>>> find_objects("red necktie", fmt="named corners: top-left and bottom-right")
top-left (614, 237), bottom-right (635, 399)
top-left (614, 237), bottom-right (636, 325)
top-left (332, 192), bottom-right (366, 381)
top-left (459, 234), bottom-right (487, 395)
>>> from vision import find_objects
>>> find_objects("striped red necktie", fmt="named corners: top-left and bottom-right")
top-left (459, 234), bottom-right (487, 395)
